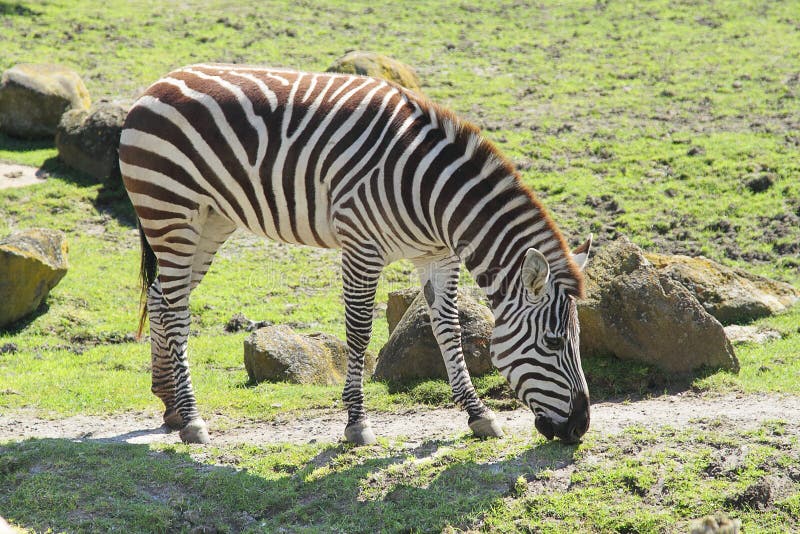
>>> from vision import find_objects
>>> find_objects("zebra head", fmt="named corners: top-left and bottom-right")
top-left (491, 236), bottom-right (592, 443)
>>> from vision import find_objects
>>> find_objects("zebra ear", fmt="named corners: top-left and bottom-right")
top-left (571, 234), bottom-right (593, 271)
top-left (522, 248), bottom-right (550, 299)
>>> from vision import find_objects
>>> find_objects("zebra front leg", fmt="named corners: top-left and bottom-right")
top-left (340, 245), bottom-right (384, 445)
top-left (419, 256), bottom-right (504, 439)
top-left (147, 281), bottom-right (183, 430)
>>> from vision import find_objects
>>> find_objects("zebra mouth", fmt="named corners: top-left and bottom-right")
top-left (534, 416), bottom-right (555, 440)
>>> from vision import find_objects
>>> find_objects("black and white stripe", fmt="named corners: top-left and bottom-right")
top-left (120, 63), bottom-right (592, 444)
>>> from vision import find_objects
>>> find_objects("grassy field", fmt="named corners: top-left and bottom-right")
top-left (1, 0), bottom-right (800, 532)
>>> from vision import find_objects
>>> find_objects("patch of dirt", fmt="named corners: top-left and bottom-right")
top-left (1, 392), bottom-right (798, 447)
top-left (725, 476), bottom-right (796, 511)
top-left (0, 163), bottom-right (47, 189)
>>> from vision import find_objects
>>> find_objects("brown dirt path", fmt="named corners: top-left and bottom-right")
top-left (0, 163), bottom-right (47, 189)
top-left (2, 392), bottom-right (798, 446)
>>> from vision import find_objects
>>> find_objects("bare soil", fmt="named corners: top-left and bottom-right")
top-left (2, 392), bottom-right (798, 447)
top-left (0, 163), bottom-right (47, 189)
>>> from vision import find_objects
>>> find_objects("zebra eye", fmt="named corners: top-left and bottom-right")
top-left (543, 333), bottom-right (565, 351)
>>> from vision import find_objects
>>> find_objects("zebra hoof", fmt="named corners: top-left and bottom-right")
top-left (179, 419), bottom-right (211, 444)
top-left (163, 408), bottom-right (184, 430)
top-left (344, 420), bottom-right (377, 445)
top-left (468, 413), bottom-right (504, 439)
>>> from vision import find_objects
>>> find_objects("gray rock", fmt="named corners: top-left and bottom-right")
top-left (0, 64), bottom-right (90, 139)
top-left (689, 512), bottom-right (741, 534)
top-left (305, 331), bottom-right (376, 378)
top-left (723, 325), bottom-right (781, 345)
top-left (56, 100), bottom-right (130, 184)
top-left (578, 237), bottom-right (738, 374)
top-left (327, 51), bottom-right (422, 92)
top-left (646, 252), bottom-right (799, 325)
top-left (0, 228), bottom-right (69, 328)
top-left (243, 326), bottom-right (375, 385)
top-left (386, 287), bottom-right (420, 334)
top-left (374, 289), bottom-right (494, 382)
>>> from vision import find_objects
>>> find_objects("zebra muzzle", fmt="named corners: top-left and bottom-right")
top-left (534, 392), bottom-right (590, 443)
top-left (534, 416), bottom-right (555, 440)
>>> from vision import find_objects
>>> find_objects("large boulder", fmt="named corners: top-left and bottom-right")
top-left (646, 252), bottom-right (800, 325)
top-left (243, 326), bottom-right (375, 385)
top-left (374, 289), bottom-right (494, 382)
top-left (578, 238), bottom-right (738, 373)
top-left (0, 64), bottom-right (91, 139)
top-left (386, 287), bottom-right (420, 334)
top-left (0, 228), bottom-right (69, 328)
top-left (327, 51), bottom-right (422, 92)
top-left (56, 100), bottom-right (130, 184)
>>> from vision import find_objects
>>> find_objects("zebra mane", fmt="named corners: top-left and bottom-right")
top-left (405, 89), bottom-right (585, 298)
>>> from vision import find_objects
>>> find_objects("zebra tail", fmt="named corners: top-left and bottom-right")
top-left (137, 222), bottom-right (158, 338)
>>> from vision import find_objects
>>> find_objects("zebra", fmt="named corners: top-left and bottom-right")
top-left (119, 63), bottom-right (592, 446)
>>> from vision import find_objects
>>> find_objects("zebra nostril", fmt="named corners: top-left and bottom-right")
top-left (564, 392), bottom-right (591, 442)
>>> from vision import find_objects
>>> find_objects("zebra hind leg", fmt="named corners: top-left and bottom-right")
top-left (340, 244), bottom-right (384, 445)
top-left (418, 256), bottom-right (504, 439)
top-left (147, 211), bottom-right (236, 444)
top-left (147, 280), bottom-right (184, 430)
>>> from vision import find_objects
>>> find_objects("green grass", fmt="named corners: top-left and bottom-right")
top-left (1, 0), bottom-right (800, 531)
top-left (2, 421), bottom-right (798, 532)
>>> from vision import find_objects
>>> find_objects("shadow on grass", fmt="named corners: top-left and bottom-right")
top-left (1, 132), bottom-right (136, 226)
top-left (0, 435), bottom-right (578, 532)
top-left (38, 154), bottom-right (138, 227)
top-left (0, 303), bottom-right (49, 335)
top-left (0, 1), bottom-right (41, 17)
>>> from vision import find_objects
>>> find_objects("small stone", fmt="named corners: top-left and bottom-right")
top-left (0, 343), bottom-right (18, 354)
top-left (723, 325), bottom-right (781, 345)
top-left (687, 145), bottom-right (706, 156)
top-left (225, 313), bottom-right (272, 332)
top-left (690, 512), bottom-right (741, 534)
top-left (225, 313), bottom-right (253, 333)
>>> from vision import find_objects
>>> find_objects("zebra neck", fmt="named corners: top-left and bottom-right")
top-left (452, 178), bottom-right (579, 311)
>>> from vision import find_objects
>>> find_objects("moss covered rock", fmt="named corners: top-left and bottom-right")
top-left (578, 237), bottom-right (738, 374)
top-left (385, 287), bottom-right (420, 334)
top-left (327, 51), bottom-right (422, 92)
top-left (56, 100), bottom-right (130, 184)
top-left (0, 228), bottom-right (69, 328)
top-left (646, 252), bottom-right (799, 325)
top-left (243, 326), bottom-right (375, 385)
top-left (0, 64), bottom-right (90, 139)
top-left (374, 289), bottom-right (493, 382)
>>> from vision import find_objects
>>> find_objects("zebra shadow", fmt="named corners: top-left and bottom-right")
top-left (0, 434), bottom-right (579, 532)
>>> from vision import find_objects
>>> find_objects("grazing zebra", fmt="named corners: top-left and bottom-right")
top-left (119, 63), bottom-right (592, 445)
